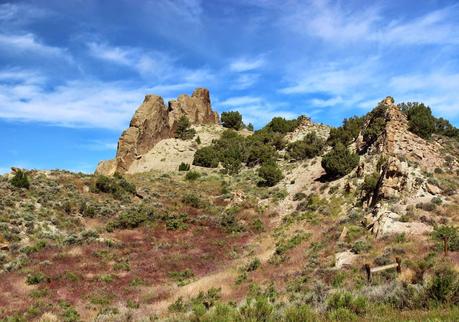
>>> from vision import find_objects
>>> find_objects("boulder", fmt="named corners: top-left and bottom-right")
top-left (335, 250), bottom-right (358, 269)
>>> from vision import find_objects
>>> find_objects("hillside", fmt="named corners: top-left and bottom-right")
top-left (1, 90), bottom-right (459, 321)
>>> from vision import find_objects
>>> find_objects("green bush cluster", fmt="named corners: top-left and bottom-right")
top-left (362, 101), bottom-right (387, 147)
top-left (287, 132), bottom-right (324, 161)
top-left (328, 116), bottom-right (364, 147)
top-left (175, 115), bottom-right (197, 140)
top-left (321, 143), bottom-right (359, 178)
top-left (106, 207), bottom-right (154, 231)
top-left (399, 102), bottom-right (436, 139)
top-left (10, 170), bottom-right (30, 189)
top-left (257, 162), bottom-right (284, 187)
top-left (93, 174), bottom-right (136, 197)
top-left (221, 111), bottom-right (243, 130)
top-left (399, 102), bottom-right (459, 140)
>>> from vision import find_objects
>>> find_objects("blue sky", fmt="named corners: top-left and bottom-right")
top-left (1, 0), bottom-right (459, 173)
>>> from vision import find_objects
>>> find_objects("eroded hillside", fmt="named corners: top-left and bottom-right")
top-left (1, 92), bottom-right (459, 321)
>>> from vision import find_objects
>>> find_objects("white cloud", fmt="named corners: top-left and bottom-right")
top-left (230, 56), bottom-right (265, 72)
top-left (280, 57), bottom-right (379, 95)
top-left (283, 0), bottom-right (459, 46)
top-left (231, 73), bottom-right (260, 90)
top-left (0, 33), bottom-right (71, 60)
top-left (389, 72), bottom-right (459, 119)
top-left (87, 42), bottom-right (175, 77)
top-left (0, 71), bottom-right (145, 129)
top-left (0, 2), bottom-right (51, 25)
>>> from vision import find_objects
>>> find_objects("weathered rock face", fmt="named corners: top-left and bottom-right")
top-left (363, 205), bottom-right (432, 238)
top-left (374, 100), bottom-right (443, 170)
top-left (96, 88), bottom-right (219, 175)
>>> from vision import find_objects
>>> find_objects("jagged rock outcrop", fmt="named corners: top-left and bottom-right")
top-left (96, 88), bottom-right (219, 175)
top-left (284, 116), bottom-right (330, 143)
top-left (361, 98), bottom-right (444, 170)
top-left (363, 205), bottom-right (432, 238)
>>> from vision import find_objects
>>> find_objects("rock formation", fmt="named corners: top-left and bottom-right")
top-left (96, 88), bottom-right (219, 175)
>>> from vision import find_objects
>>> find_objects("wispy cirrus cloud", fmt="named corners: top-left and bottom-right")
top-left (0, 33), bottom-right (71, 61)
top-left (230, 56), bottom-right (266, 72)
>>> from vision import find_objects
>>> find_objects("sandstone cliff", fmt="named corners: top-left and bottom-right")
top-left (96, 88), bottom-right (219, 175)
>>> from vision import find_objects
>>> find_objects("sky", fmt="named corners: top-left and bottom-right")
top-left (1, 0), bottom-right (459, 173)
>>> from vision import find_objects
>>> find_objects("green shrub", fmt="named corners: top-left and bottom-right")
top-left (247, 123), bottom-right (254, 131)
top-left (432, 225), bottom-right (458, 256)
top-left (169, 269), bottom-right (195, 286)
top-left (175, 115), bottom-right (196, 140)
top-left (264, 116), bottom-right (300, 134)
top-left (93, 174), bottom-right (136, 196)
top-left (321, 143), bottom-right (359, 178)
top-left (246, 142), bottom-right (277, 167)
top-left (426, 266), bottom-right (459, 304)
top-left (399, 102), bottom-right (436, 139)
top-left (435, 117), bottom-right (459, 138)
top-left (164, 213), bottom-right (189, 230)
top-left (362, 102), bottom-right (387, 146)
top-left (185, 170), bottom-right (201, 181)
top-left (11, 170), bottom-right (30, 189)
top-left (108, 207), bottom-right (153, 230)
top-left (287, 132), bottom-right (324, 160)
top-left (221, 111), bottom-right (243, 130)
top-left (182, 193), bottom-right (202, 208)
top-left (361, 172), bottom-right (380, 197)
top-left (351, 240), bottom-right (371, 254)
top-left (26, 272), bottom-right (49, 285)
top-left (326, 291), bottom-right (367, 315)
top-left (243, 258), bottom-right (261, 272)
top-left (193, 147), bottom-right (219, 168)
top-left (328, 116), bottom-right (364, 147)
top-left (257, 162), bottom-right (284, 187)
top-left (178, 162), bottom-right (190, 171)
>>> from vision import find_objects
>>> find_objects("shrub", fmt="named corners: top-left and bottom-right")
top-left (321, 143), bottom-right (359, 178)
top-left (164, 213), bottom-right (189, 230)
top-left (221, 111), bottom-right (243, 130)
top-left (362, 102), bottom-right (387, 146)
top-left (182, 193), bottom-right (202, 208)
top-left (287, 132), bottom-right (324, 160)
top-left (264, 116), bottom-right (301, 134)
top-left (247, 123), bottom-right (254, 131)
top-left (246, 142), bottom-right (277, 167)
top-left (175, 115), bottom-right (196, 140)
top-left (185, 170), bottom-right (201, 181)
top-left (326, 291), bottom-right (367, 315)
top-left (328, 116), bottom-right (364, 147)
top-left (93, 174), bottom-right (136, 196)
top-left (432, 225), bottom-right (458, 256)
top-left (11, 170), bottom-right (30, 189)
top-left (361, 172), bottom-right (380, 197)
top-left (399, 102), bottom-right (436, 139)
top-left (426, 266), bottom-right (459, 304)
top-left (243, 258), bottom-right (261, 272)
top-left (193, 146), bottom-right (219, 168)
top-left (108, 207), bottom-right (153, 230)
top-left (178, 162), bottom-right (190, 171)
top-left (258, 162), bottom-right (284, 187)
top-left (435, 117), bottom-right (459, 138)
top-left (169, 269), bottom-right (195, 286)
top-left (26, 272), bottom-right (49, 285)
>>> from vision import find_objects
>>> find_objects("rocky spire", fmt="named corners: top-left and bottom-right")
top-left (96, 88), bottom-right (220, 175)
